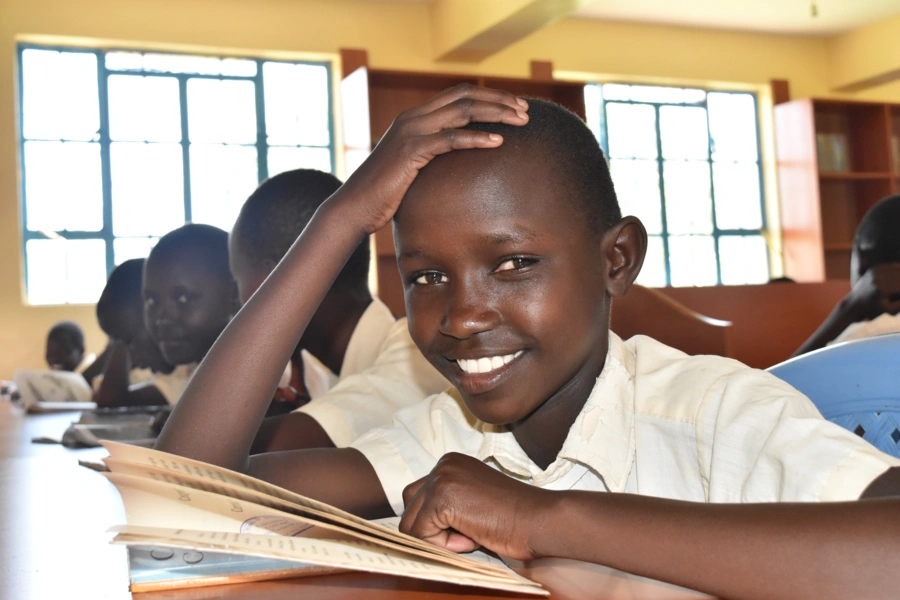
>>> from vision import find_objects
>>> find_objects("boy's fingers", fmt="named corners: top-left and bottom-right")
top-left (412, 129), bottom-right (506, 159)
top-left (405, 83), bottom-right (527, 119)
top-left (399, 483), bottom-right (427, 535)
top-left (406, 98), bottom-right (528, 136)
top-left (402, 478), bottom-right (425, 507)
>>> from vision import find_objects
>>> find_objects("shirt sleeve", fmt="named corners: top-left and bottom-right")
top-left (295, 321), bottom-right (450, 447)
top-left (350, 391), bottom-right (480, 516)
top-left (695, 368), bottom-right (900, 502)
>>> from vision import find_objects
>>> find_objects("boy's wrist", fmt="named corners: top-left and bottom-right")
top-left (319, 188), bottom-right (381, 239)
top-left (524, 489), bottom-right (590, 560)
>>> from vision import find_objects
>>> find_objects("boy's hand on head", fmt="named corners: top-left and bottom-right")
top-left (845, 263), bottom-right (900, 321)
top-left (399, 453), bottom-right (552, 561)
top-left (332, 84), bottom-right (529, 235)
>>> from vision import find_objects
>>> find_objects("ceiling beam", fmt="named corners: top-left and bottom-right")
top-left (826, 13), bottom-right (900, 91)
top-left (430, 0), bottom-right (590, 63)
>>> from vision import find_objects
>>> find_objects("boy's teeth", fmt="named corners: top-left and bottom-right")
top-left (456, 351), bottom-right (523, 374)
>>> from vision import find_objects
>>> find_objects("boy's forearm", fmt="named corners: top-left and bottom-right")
top-left (531, 491), bottom-right (900, 600)
top-left (156, 197), bottom-right (369, 470)
top-left (93, 342), bottom-right (130, 408)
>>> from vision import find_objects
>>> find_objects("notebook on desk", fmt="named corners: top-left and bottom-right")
top-left (100, 441), bottom-right (546, 595)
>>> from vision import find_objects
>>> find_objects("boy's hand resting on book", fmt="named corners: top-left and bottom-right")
top-left (330, 84), bottom-right (529, 235)
top-left (400, 453), bottom-right (553, 561)
top-left (842, 262), bottom-right (900, 322)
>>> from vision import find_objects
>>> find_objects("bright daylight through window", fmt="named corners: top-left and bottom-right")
top-left (585, 83), bottom-right (770, 287)
top-left (18, 45), bottom-right (334, 305)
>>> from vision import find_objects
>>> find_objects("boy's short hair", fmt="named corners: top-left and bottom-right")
top-left (462, 98), bottom-right (622, 234)
top-left (232, 169), bottom-right (369, 290)
top-left (97, 259), bottom-right (144, 329)
top-left (855, 194), bottom-right (900, 267)
top-left (47, 321), bottom-right (85, 351)
top-left (149, 223), bottom-right (232, 281)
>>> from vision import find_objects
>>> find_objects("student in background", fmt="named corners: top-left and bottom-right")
top-left (229, 168), bottom-right (448, 449)
top-left (93, 258), bottom-right (173, 407)
top-left (795, 194), bottom-right (900, 356)
top-left (142, 224), bottom-right (240, 404)
top-left (45, 321), bottom-right (96, 375)
top-left (159, 87), bottom-right (900, 600)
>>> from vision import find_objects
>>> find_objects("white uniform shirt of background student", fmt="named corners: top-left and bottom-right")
top-left (295, 297), bottom-right (450, 447)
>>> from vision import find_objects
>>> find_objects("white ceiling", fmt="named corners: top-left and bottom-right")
top-left (573, 0), bottom-right (900, 36)
top-left (364, 0), bottom-right (900, 36)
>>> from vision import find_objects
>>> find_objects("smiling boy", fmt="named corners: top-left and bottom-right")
top-left (157, 86), bottom-right (900, 600)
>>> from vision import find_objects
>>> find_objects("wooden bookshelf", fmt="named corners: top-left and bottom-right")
top-left (774, 98), bottom-right (900, 282)
top-left (339, 49), bottom-right (587, 316)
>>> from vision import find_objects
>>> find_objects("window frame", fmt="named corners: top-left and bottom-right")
top-left (587, 83), bottom-right (769, 287)
top-left (16, 42), bottom-right (336, 305)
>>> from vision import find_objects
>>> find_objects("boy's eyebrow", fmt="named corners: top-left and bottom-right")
top-left (399, 229), bottom-right (540, 261)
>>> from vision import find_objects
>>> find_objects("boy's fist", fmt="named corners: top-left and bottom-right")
top-left (399, 452), bottom-right (554, 561)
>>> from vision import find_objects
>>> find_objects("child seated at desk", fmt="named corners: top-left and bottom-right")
top-left (229, 168), bottom-right (448, 448)
top-left (795, 194), bottom-right (900, 356)
top-left (142, 223), bottom-right (240, 404)
top-left (158, 86), bottom-right (900, 600)
top-left (93, 258), bottom-right (174, 407)
top-left (45, 321), bottom-right (94, 374)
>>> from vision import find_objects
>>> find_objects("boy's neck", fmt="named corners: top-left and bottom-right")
top-left (294, 289), bottom-right (373, 376)
top-left (509, 341), bottom-right (608, 471)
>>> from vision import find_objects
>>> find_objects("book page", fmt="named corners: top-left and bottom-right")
top-left (104, 460), bottom-right (515, 579)
top-left (101, 441), bottom-right (508, 575)
top-left (110, 525), bottom-right (546, 596)
top-left (106, 472), bottom-right (326, 536)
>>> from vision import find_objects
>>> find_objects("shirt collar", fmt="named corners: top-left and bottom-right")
top-left (475, 332), bottom-right (636, 492)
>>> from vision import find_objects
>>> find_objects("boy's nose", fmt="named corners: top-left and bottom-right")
top-left (439, 285), bottom-right (500, 340)
top-left (153, 299), bottom-right (180, 326)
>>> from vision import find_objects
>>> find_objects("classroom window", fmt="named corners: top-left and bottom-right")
top-left (17, 45), bottom-right (335, 305)
top-left (584, 83), bottom-right (769, 287)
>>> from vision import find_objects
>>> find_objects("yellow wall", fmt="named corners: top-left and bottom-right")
top-left (1, 0), bottom-right (899, 378)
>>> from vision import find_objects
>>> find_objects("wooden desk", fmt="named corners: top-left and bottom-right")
top-left (0, 401), bottom-right (712, 599)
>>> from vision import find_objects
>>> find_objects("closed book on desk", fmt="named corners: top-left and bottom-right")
top-left (101, 441), bottom-right (546, 595)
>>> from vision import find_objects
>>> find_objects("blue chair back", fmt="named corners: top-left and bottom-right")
top-left (768, 333), bottom-right (900, 458)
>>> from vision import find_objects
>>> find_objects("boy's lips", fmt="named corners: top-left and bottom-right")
top-left (455, 351), bottom-right (523, 374)
top-left (448, 350), bottom-right (526, 396)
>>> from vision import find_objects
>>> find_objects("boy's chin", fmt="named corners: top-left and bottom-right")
top-left (458, 392), bottom-right (535, 428)
top-left (159, 343), bottom-right (199, 367)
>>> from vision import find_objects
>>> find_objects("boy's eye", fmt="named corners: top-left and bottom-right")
top-left (177, 294), bottom-right (191, 304)
top-left (494, 257), bottom-right (535, 273)
top-left (144, 297), bottom-right (157, 307)
top-left (413, 272), bottom-right (449, 286)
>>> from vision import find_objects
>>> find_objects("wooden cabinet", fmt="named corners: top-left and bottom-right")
top-left (774, 98), bottom-right (900, 282)
top-left (339, 49), bottom-right (587, 316)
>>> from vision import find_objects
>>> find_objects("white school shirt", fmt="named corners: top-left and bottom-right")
top-left (152, 363), bottom-right (197, 406)
top-left (351, 333), bottom-right (900, 516)
top-left (74, 353), bottom-right (97, 375)
top-left (832, 312), bottom-right (900, 345)
top-left (294, 298), bottom-right (450, 447)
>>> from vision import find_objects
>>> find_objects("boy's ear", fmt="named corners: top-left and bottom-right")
top-left (602, 216), bottom-right (647, 299)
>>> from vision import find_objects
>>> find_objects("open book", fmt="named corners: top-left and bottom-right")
top-left (101, 442), bottom-right (546, 595)
top-left (13, 369), bottom-right (96, 412)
